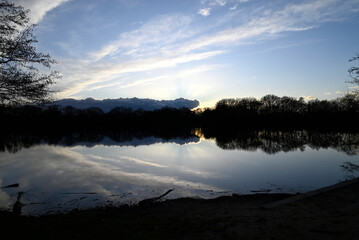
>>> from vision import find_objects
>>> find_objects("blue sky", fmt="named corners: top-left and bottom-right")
top-left (12, 0), bottom-right (359, 107)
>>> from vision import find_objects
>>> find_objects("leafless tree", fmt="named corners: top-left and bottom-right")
top-left (0, 0), bottom-right (59, 105)
top-left (348, 54), bottom-right (359, 94)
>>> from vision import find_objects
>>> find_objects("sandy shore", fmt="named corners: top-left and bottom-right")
top-left (1, 179), bottom-right (359, 239)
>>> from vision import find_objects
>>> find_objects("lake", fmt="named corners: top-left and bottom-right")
top-left (0, 130), bottom-right (358, 215)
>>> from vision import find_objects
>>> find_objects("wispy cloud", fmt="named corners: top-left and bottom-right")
top-left (56, 51), bottom-right (223, 98)
top-left (13, 0), bottom-right (69, 24)
top-left (90, 14), bottom-right (193, 61)
top-left (201, 0), bottom-right (228, 7)
top-left (230, 4), bottom-right (238, 10)
top-left (87, 0), bottom-right (359, 59)
top-left (178, 0), bottom-right (355, 54)
top-left (84, 64), bottom-right (221, 97)
top-left (324, 90), bottom-right (348, 96)
top-left (215, 0), bottom-right (227, 6)
top-left (88, 76), bottom-right (166, 92)
top-left (202, 0), bottom-right (248, 10)
top-left (120, 156), bottom-right (167, 168)
top-left (54, 0), bottom-right (359, 99)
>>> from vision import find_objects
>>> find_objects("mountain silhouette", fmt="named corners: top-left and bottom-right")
top-left (47, 97), bottom-right (200, 112)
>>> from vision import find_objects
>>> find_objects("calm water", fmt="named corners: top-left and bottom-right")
top-left (0, 132), bottom-right (358, 215)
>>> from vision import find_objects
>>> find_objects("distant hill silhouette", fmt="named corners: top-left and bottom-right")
top-left (46, 97), bottom-right (200, 112)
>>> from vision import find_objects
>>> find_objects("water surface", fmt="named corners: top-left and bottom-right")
top-left (0, 131), bottom-right (358, 215)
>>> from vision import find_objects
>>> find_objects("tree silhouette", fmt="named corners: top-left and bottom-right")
top-left (348, 54), bottom-right (359, 99)
top-left (348, 54), bottom-right (359, 86)
top-left (0, 0), bottom-right (59, 105)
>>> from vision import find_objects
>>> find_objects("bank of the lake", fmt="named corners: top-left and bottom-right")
top-left (1, 179), bottom-right (358, 240)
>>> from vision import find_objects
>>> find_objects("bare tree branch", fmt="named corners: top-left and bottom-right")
top-left (0, 0), bottom-right (59, 105)
top-left (348, 54), bottom-right (359, 86)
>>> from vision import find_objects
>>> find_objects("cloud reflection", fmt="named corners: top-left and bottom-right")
top-left (0, 144), bottom-right (223, 214)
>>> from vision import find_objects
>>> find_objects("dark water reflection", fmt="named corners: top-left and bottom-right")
top-left (210, 130), bottom-right (359, 155)
top-left (0, 130), bottom-right (200, 153)
top-left (2, 129), bottom-right (359, 155)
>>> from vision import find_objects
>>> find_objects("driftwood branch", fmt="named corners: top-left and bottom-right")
top-left (0, 183), bottom-right (19, 188)
top-left (138, 189), bottom-right (175, 206)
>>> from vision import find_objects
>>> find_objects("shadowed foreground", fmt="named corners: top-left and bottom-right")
top-left (1, 180), bottom-right (359, 239)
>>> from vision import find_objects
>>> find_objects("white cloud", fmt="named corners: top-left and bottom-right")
top-left (303, 96), bottom-right (315, 101)
top-left (12, 0), bottom-right (69, 24)
top-left (230, 4), bottom-right (238, 10)
top-left (198, 8), bottom-right (211, 16)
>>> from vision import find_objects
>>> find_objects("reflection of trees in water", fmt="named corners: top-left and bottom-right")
top-left (211, 129), bottom-right (359, 155)
top-left (306, 132), bottom-right (359, 155)
top-left (0, 134), bottom-right (44, 154)
top-left (0, 130), bottom-right (199, 153)
top-left (1, 129), bottom-right (359, 155)
top-left (259, 131), bottom-right (307, 154)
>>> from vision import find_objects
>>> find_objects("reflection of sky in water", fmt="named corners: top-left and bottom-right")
top-left (0, 139), bottom-right (358, 215)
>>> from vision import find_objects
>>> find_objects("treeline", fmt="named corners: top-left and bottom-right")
top-left (199, 94), bottom-right (359, 130)
top-left (0, 105), bottom-right (196, 133)
top-left (1, 94), bottom-right (359, 132)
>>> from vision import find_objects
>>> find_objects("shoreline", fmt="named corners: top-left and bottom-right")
top-left (1, 178), bottom-right (358, 239)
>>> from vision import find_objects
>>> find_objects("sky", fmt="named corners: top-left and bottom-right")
top-left (11, 0), bottom-right (359, 107)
